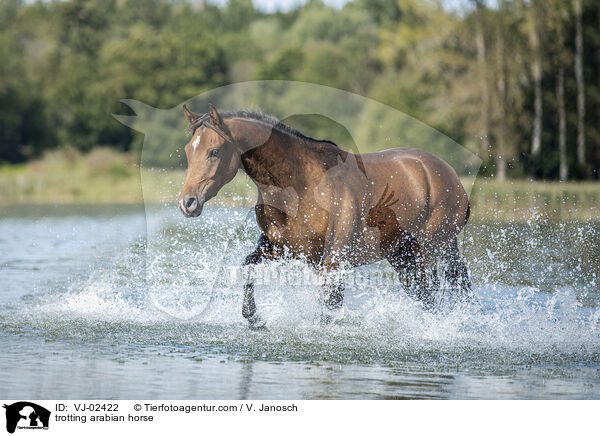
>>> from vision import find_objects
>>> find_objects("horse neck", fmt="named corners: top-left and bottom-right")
top-left (230, 118), bottom-right (327, 190)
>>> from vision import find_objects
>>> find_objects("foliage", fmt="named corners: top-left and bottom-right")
top-left (1, 0), bottom-right (599, 180)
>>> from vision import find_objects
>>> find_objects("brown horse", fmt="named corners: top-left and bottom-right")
top-left (179, 104), bottom-right (473, 328)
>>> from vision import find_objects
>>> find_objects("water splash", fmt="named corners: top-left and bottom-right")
top-left (6, 207), bottom-right (599, 369)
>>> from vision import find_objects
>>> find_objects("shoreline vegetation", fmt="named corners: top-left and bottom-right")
top-left (1, 148), bottom-right (598, 222)
top-left (3, 0), bottom-right (600, 181)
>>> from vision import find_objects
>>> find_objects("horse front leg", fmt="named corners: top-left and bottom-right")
top-left (322, 270), bottom-right (344, 310)
top-left (242, 234), bottom-right (274, 330)
top-left (242, 281), bottom-right (262, 328)
top-left (318, 212), bottom-right (359, 322)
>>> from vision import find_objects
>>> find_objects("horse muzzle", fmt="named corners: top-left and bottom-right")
top-left (179, 195), bottom-right (205, 218)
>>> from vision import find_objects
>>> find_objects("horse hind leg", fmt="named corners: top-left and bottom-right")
top-left (387, 243), bottom-right (437, 310)
top-left (412, 263), bottom-right (439, 310)
top-left (443, 238), bottom-right (475, 303)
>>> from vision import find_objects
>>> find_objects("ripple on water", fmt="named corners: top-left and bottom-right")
top-left (1, 207), bottom-right (600, 399)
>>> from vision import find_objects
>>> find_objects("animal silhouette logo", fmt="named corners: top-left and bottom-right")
top-left (3, 402), bottom-right (50, 434)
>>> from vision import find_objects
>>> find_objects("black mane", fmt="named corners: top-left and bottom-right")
top-left (215, 110), bottom-right (339, 148)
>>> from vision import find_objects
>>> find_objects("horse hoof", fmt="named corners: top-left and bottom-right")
top-left (249, 323), bottom-right (269, 332)
top-left (247, 314), bottom-right (268, 331)
top-left (320, 313), bottom-right (333, 325)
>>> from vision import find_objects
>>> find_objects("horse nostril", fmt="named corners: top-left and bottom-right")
top-left (185, 196), bottom-right (197, 212)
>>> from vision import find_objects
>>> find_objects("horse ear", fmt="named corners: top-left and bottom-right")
top-left (183, 104), bottom-right (200, 126)
top-left (208, 103), bottom-right (223, 128)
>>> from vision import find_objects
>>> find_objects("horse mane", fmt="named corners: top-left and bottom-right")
top-left (192, 109), bottom-right (339, 148)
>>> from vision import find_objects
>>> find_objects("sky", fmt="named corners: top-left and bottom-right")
top-left (252, 0), bottom-right (347, 11)
top-left (208, 0), bottom-right (472, 13)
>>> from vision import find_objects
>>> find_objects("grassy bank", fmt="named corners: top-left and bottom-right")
top-left (0, 148), bottom-right (143, 205)
top-left (1, 149), bottom-right (598, 222)
top-left (468, 178), bottom-right (600, 222)
top-left (0, 148), bottom-right (256, 207)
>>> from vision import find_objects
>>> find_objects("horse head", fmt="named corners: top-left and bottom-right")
top-left (178, 104), bottom-right (240, 217)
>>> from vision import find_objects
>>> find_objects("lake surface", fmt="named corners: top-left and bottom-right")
top-left (1, 204), bottom-right (599, 399)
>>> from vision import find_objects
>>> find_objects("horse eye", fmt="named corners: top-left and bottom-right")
top-left (208, 149), bottom-right (219, 158)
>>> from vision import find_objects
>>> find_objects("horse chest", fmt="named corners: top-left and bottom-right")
top-left (256, 204), bottom-right (327, 258)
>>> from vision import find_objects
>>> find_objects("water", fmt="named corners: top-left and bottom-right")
top-left (1, 205), bottom-right (599, 399)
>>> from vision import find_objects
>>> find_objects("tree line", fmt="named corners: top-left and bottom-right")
top-left (1, 0), bottom-right (599, 180)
